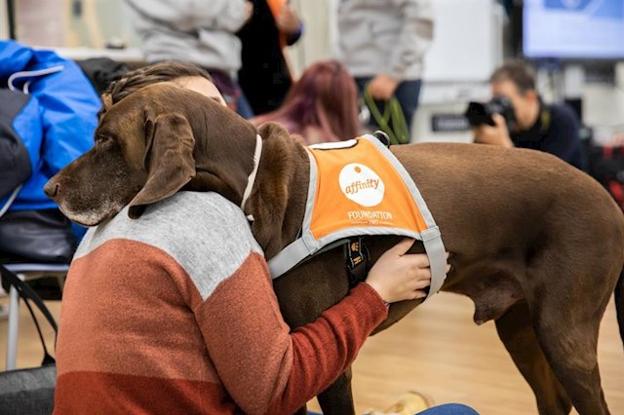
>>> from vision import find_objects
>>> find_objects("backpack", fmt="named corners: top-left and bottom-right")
top-left (0, 89), bottom-right (34, 202)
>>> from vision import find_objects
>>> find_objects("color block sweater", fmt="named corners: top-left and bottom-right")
top-left (53, 191), bottom-right (388, 415)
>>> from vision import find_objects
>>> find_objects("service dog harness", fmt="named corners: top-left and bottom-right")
top-left (267, 134), bottom-right (448, 300)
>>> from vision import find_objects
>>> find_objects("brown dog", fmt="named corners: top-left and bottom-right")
top-left (45, 83), bottom-right (624, 415)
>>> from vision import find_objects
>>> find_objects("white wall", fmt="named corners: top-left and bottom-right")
top-left (0, 1), bottom-right (8, 39)
top-left (583, 81), bottom-right (624, 144)
top-left (15, 0), bottom-right (137, 48)
top-left (423, 0), bottom-right (503, 82)
top-left (286, 0), bottom-right (337, 77)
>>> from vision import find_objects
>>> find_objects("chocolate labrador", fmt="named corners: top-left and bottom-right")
top-left (45, 84), bottom-right (624, 415)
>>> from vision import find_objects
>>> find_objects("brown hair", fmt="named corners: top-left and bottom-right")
top-left (490, 59), bottom-right (536, 94)
top-left (102, 61), bottom-right (212, 111)
top-left (253, 60), bottom-right (361, 144)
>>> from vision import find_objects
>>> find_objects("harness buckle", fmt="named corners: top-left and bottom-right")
top-left (372, 130), bottom-right (391, 148)
top-left (345, 237), bottom-right (370, 288)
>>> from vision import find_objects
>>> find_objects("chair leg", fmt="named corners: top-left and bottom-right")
top-left (6, 277), bottom-right (21, 370)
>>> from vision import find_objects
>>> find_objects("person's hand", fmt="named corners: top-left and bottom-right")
top-left (473, 113), bottom-right (513, 148)
top-left (367, 74), bottom-right (399, 101)
top-left (366, 239), bottom-right (447, 303)
top-left (276, 4), bottom-right (301, 34)
top-left (244, 1), bottom-right (254, 22)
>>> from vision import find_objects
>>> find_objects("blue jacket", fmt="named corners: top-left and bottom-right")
top-left (0, 41), bottom-right (101, 212)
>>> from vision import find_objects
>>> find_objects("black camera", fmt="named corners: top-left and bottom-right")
top-left (464, 97), bottom-right (517, 131)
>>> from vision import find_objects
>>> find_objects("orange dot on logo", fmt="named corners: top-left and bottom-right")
top-left (354, 166), bottom-right (361, 173)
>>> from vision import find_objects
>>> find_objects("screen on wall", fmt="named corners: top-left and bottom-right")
top-left (523, 0), bottom-right (624, 59)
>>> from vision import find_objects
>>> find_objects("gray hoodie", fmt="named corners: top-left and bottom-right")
top-left (338, 0), bottom-right (434, 81)
top-left (126, 0), bottom-right (248, 74)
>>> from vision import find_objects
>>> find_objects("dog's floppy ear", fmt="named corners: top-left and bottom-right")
top-left (128, 112), bottom-right (196, 218)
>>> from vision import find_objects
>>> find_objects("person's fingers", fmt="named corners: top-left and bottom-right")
top-left (390, 238), bottom-right (416, 256)
top-left (492, 113), bottom-right (506, 126)
top-left (413, 290), bottom-right (427, 299)
top-left (474, 126), bottom-right (493, 142)
top-left (244, 2), bottom-right (254, 21)
top-left (366, 78), bottom-right (377, 91)
top-left (410, 278), bottom-right (432, 290)
top-left (369, 86), bottom-right (385, 100)
top-left (367, 84), bottom-right (377, 97)
top-left (404, 253), bottom-right (429, 270)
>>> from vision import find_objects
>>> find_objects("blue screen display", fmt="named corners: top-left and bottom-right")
top-left (524, 0), bottom-right (624, 59)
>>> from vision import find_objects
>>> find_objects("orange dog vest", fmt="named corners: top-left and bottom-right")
top-left (268, 134), bottom-right (447, 299)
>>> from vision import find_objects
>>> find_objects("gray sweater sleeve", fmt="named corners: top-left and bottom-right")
top-left (126, 0), bottom-right (248, 33)
top-left (388, 0), bottom-right (434, 81)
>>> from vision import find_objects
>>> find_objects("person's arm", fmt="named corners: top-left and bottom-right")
top-left (126, 0), bottom-right (250, 33)
top-left (368, 0), bottom-right (434, 100)
top-left (275, 4), bottom-right (303, 45)
top-left (388, 0), bottom-right (434, 82)
top-left (193, 237), bottom-right (431, 415)
top-left (194, 253), bottom-right (386, 415)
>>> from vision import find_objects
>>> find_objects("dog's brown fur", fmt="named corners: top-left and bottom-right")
top-left (46, 84), bottom-right (624, 415)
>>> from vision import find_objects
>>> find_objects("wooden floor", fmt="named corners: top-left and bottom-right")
top-left (1, 292), bottom-right (622, 414)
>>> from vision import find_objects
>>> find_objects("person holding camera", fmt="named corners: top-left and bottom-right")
top-left (472, 60), bottom-right (585, 170)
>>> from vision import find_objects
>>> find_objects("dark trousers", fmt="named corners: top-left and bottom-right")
top-left (355, 77), bottom-right (422, 134)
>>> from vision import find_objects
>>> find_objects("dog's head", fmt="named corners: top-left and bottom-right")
top-left (45, 82), bottom-right (253, 226)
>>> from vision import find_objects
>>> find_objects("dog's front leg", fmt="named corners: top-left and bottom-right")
top-left (317, 367), bottom-right (356, 415)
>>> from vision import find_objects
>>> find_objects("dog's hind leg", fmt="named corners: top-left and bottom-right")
top-left (495, 301), bottom-right (572, 415)
top-left (317, 368), bottom-right (356, 415)
top-left (534, 311), bottom-right (609, 415)
top-left (527, 262), bottom-right (614, 415)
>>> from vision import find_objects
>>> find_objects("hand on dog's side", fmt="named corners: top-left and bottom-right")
top-left (365, 239), bottom-right (449, 303)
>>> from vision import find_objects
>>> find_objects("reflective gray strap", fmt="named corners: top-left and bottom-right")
top-left (362, 134), bottom-right (438, 228)
top-left (421, 226), bottom-right (447, 299)
top-left (267, 148), bottom-right (319, 279)
top-left (363, 134), bottom-right (448, 298)
top-left (268, 238), bottom-right (312, 279)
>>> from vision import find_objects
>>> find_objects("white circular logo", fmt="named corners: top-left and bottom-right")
top-left (339, 163), bottom-right (385, 207)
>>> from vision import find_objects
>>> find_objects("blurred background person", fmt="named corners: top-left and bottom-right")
top-left (125, 0), bottom-right (255, 117)
top-left (473, 60), bottom-right (586, 170)
top-left (337, 0), bottom-right (434, 138)
top-left (238, 0), bottom-right (303, 116)
top-left (252, 60), bottom-right (361, 145)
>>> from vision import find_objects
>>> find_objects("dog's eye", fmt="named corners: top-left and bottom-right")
top-left (95, 135), bottom-right (114, 146)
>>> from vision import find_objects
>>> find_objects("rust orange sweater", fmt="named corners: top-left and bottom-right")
top-left (54, 192), bottom-right (387, 414)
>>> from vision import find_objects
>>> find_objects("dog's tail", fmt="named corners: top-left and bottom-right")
top-left (617, 268), bottom-right (624, 350)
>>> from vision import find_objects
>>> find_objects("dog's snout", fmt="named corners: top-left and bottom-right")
top-left (44, 180), bottom-right (60, 198)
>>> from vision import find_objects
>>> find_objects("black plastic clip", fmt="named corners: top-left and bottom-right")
top-left (372, 130), bottom-right (391, 148)
top-left (345, 237), bottom-right (371, 288)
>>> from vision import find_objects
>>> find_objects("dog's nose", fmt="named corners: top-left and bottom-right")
top-left (44, 180), bottom-right (60, 198)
